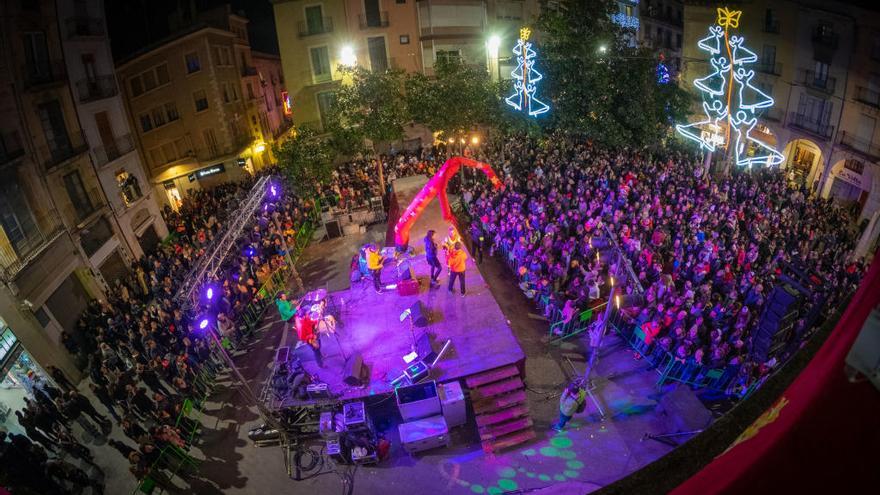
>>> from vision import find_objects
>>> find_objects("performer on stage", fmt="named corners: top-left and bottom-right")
top-left (447, 241), bottom-right (467, 296)
top-left (294, 307), bottom-right (323, 367)
top-left (366, 244), bottom-right (385, 293)
top-left (424, 230), bottom-right (442, 287)
top-left (275, 292), bottom-right (297, 333)
top-left (442, 226), bottom-right (462, 255)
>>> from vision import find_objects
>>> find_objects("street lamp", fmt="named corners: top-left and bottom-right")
top-left (340, 45), bottom-right (357, 67)
top-left (471, 135), bottom-right (480, 146)
top-left (598, 45), bottom-right (608, 54)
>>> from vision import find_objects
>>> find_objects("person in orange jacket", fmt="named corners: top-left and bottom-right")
top-left (447, 241), bottom-right (467, 296)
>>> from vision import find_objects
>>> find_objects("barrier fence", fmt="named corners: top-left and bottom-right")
top-left (133, 200), bottom-right (320, 494)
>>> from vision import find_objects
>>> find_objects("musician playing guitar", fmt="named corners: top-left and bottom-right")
top-left (294, 307), bottom-right (323, 367)
top-left (366, 244), bottom-right (385, 293)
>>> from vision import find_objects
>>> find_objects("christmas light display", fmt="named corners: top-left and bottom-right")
top-left (657, 55), bottom-right (670, 84)
top-left (676, 7), bottom-right (784, 168)
top-left (394, 157), bottom-right (503, 248)
top-left (505, 27), bottom-right (550, 117)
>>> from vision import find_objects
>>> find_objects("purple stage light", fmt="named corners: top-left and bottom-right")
top-left (198, 318), bottom-right (210, 330)
top-left (269, 184), bottom-right (278, 198)
top-left (206, 287), bottom-right (214, 300)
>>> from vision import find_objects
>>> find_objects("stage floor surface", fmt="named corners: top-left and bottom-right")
top-left (276, 175), bottom-right (525, 405)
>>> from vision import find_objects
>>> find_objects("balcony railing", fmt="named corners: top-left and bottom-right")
top-left (811, 27), bottom-right (839, 49)
top-left (66, 16), bottom-right (105, 38)
top-left (756, 61), bottom-right (783, 76)
top-left (788, 112), bottom-right (834, 139)
top-left (855, 86), bottom-right (880, 108)
top-left (359, 11), bottom-right (389, 29)
top-left (803, 69), bottom-right (836, 94)
top-left (1, 131), bottom-right (25, 165)
top-left (241, 65), bottom-right (258, 77)
top-left (39, 129), bottom-right (89, 169)
top-left (839, 131), bottom-right (880, 160)
top-left (763, 18), bottom-right (780, 34)
top-left (21, 60), bottom-right (67, 89)
top-left (93, 133), bottom-right (135, 167)
top-left (0, 221), bottom-right (67, 283)
top-left (76, 75), bottom-right (118, 102)
top-left (298, 17), bottom-right (333, 37)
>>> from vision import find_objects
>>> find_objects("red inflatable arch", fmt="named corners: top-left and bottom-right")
top-left (394, 156), bottom-right (504, 248)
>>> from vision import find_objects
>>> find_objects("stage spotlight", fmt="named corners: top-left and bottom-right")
top-left (196, 315), bottom-right (212, 332)
top-left (206, 287), bottom-right (214, 300)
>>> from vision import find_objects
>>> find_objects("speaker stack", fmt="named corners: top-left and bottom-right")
top-left (751, 284), bottom-right (802, 362)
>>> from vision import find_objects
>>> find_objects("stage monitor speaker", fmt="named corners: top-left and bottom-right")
top-left (344, 353), bottom-right (368, 386)
top-left (325, 219), bottom-right (342, 239)
top-left (408, 300), bottom-right (429, 327)
top-left (416, 333), bottom-right (438, 364)
top-left (397, 261), bottom-right (414, 281)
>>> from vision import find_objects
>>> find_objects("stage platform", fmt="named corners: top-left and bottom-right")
top-left (270, 175), bottom-right (525, 408)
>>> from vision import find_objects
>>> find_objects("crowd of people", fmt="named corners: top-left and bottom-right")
top-left (3, 168), bottom-right (319, 493)
top-left (464, 136), bottom-right (866, 389)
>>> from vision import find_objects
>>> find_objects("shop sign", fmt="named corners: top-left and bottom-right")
top-left (198, 164), bottom-right (226, 178)
top-left (835, 167), bottom-right (863, 188)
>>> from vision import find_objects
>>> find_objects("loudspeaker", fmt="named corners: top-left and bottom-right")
top-left (408, 300), bottom-right (429, 327)
top-left (325, 219), bottom-right (342, 239)
top-left (416, 333), bottom-right (437, 364)
top-left (344, 353), bottom-right (368, 386)
top-left (397, 261), bottom-right (414, 281)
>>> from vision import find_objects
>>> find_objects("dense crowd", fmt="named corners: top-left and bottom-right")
top-left (3, 168), bottom-right (317, 493)
top-left (465, 136), bottom-right (865, 387)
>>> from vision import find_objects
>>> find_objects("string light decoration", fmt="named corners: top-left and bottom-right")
top-left (505, 27), bottom-right (550, 117)
top-left (657, 54), bottom-right (670, 84)
top-left (676, 7), bottom-right (784, 168)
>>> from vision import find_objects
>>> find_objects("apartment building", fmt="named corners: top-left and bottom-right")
top-left (681, 1), bottom-right (880, 231)
top-left (0, 0), bottom-right (123, 385)
top-left (640, 0), bottom-right (683, 74)
top-left (116, 7), bottom-right (278, 209)
top-left (252, 51), bottom-right (292, 142)
top-left (58, 0), bottom-right (168, 263)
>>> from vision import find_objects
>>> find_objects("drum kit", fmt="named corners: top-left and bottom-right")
top-left (299, 287), bottom-right (344, 358)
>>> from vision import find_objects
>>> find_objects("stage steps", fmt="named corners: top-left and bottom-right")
top-left (465, 364), bottom-right (536, 454)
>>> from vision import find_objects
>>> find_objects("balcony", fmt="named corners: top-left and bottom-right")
top-left (788, 112), bottom-right (834, 140)
top-left (66, 17), bottom-right (105, 39)
top-left (76, 75), bottom-right (118, 102)
top-left (93, 133), bottom-right (135, 167)
top-left (756, 61), bottom-right (783, 76)
top-left (1, 131), bottom-right (25, 165)
top-left (0, 215), bottom-right (66, 284)
top-left (241, 65), bottom-right (258, 77)
top-left (839, 131), bottom-right (880, 160)
top-left (642, 7), bottom-right (682, 27)
top-left (298, 17), bottom-right (333, 38)
top-left (763, 18), bottom-right (780, 34)
top-left (39, 130), bottom-right (89, 169)
top-left (811, 27), bottom-right (839, 49)
top-left (802, 69), bottom-right (836, 94)
top-left (359, 11), bottom-right (389, 29)
top-left (21, 60), bottom-right (67, 90)
top-left (855, 86), bottom-right (880, 108)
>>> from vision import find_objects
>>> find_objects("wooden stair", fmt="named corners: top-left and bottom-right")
top-left (465, 364), bottom-right (536, 454)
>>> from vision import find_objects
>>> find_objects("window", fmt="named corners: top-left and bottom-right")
top-left (368, 36), bottom-right (388, 72)
top-left (400, 34), bottom-right (410, 45)
top-left (129, 77), bottom-right (143, 97)
top-left (436, 50), bottom-right (460, 64)
top-left (116, 170), bottom-right (142, 206)
top-left (63, 171), bottom-right (94, 220)
top-left (38, 100), bottom-right (71, 156)
top-left (142, 70), bottom-right (157, 91)
top-left (203, 128), bottom-right (218, 156)
top-left (247, 82), bottom-right (254, 99)
top-left (165, 102), bottom-right (179, 121)
top-left (364, 0), bottom-right (381, 27)
top-left (139, 113), bottom-right (152, 132)
top-left (222, 83), bottom-right (230, 103)
top-left (310, 46), bottom-right (331, 81)
top-left (128, 64), bottom-right (169, 97)
top-left (0, 179), bottom-right (40, 256)
top-left (763, 45), bottom-right (777, 65)
top-left (151, 107), bottom-right (166, 127)
top-left (155, 64), bottom-right (169, 85)
top-left (194, 89), bottom-right (208, 112)
top-left (231, 84), bottom-right (239, 101)
top-left (213, 46), bottom-right (232, 66)
top-left (625, 5), bottom-right (633, 17)
top-left (23, 31), bottom-right (50, 80)
top-left (185, 51), bottom-right (200, 73)
top-left (844, 159), bottom-right (865, 174)
top-left (305, 5), bottom-right (324, 35)
top-left (316, 91), bottom-right (336, 130)
top-left (173, 137), bottom-right (191, 157)
top-left (814, 60), bottom-right (829, 83)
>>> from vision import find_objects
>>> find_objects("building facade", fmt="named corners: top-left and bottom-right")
top-left (58, 0), bottom-right (169, 262)
top-left (1, 0), bottom-right (126, 391)
top-left (252, 50), bottom-right (293, 143)
top-left (680, 0), bottom-right (880, 232)
top-left (272, 0), bottom-right (540, 130)
top-left (640, 0), bottom-right (683, 75)
top-left (116, 7), bottom-right (279, 210)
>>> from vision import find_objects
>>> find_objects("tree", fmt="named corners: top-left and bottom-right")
top-left (536, 0), bottom-right (690, 147)
top-left (329, 66), bottom-right (410, 150)
top-left (273, 126), bottom-right (334, 190)
top-left (405, 56), bottom-right (499, 140)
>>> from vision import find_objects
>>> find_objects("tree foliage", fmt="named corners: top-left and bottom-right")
top-left (405, 56), bottom-right (500, 139)
top-left (537, 0), bottom-right (690, 147)
top-left (273, 126), bottom-right (334, 189)
top-left (328, 66), bottom-right (409, 151)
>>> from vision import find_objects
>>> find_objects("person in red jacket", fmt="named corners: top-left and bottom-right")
top-left (446, 242), bottom-right (467, 296)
